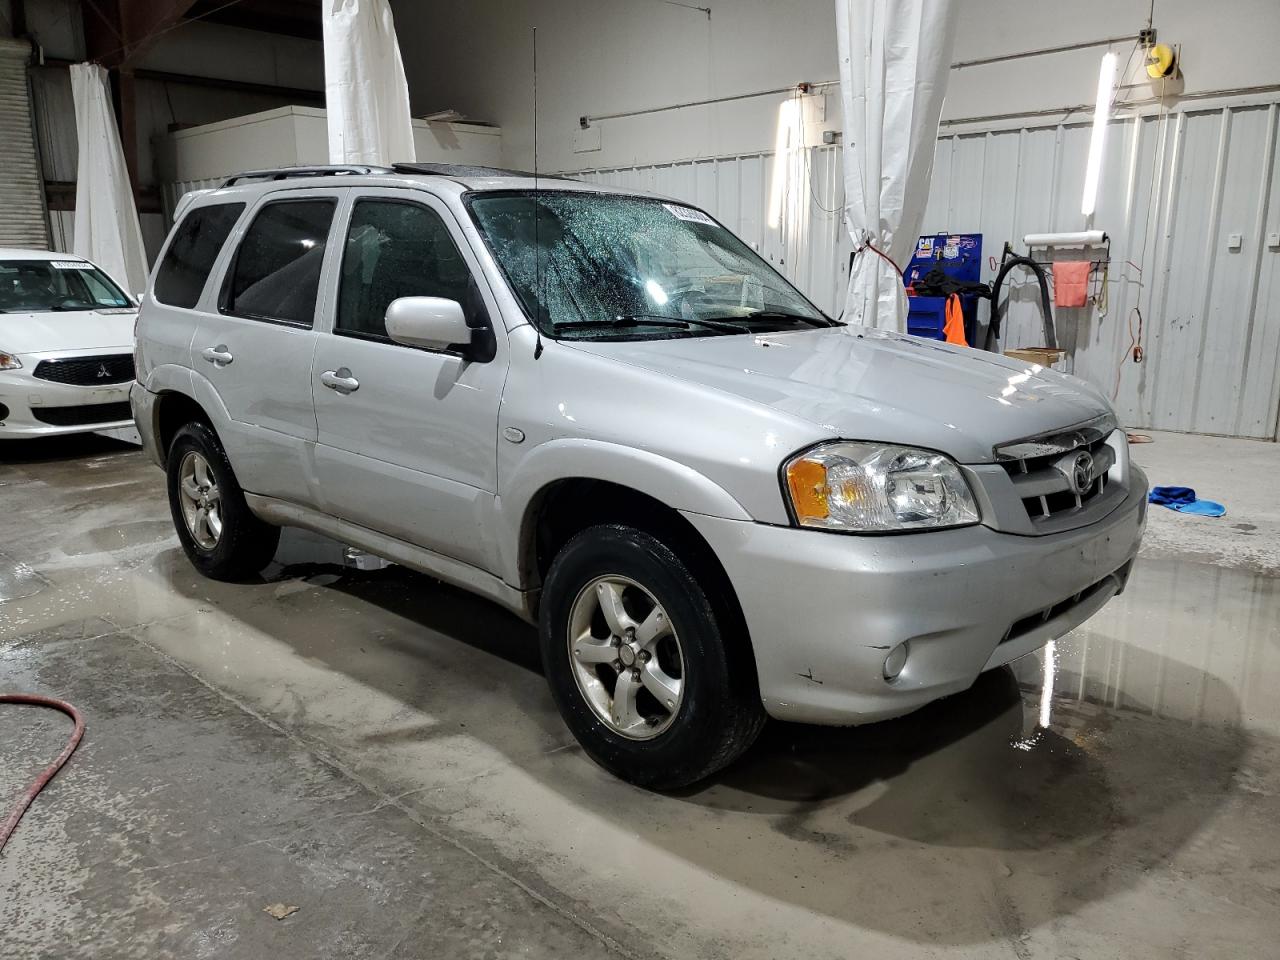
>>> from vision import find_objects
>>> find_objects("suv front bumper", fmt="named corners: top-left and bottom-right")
top-left (683, 466), bottom-right (1148, 725)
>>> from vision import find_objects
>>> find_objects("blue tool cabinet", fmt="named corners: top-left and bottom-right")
top-left (903, 233), bottom-right (983, 342)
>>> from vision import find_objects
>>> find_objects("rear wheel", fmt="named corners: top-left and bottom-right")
top-left (166, 421), bottom-right (279, 581)
top-left (540, 524), bottom-right (764, 789)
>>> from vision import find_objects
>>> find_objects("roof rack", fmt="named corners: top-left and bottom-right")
top-left (391, 161), bottom-right (572, 181)
top-left (221, 165), bottom-right (394, 187)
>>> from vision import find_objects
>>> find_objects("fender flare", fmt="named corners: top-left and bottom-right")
top-left (495, 437), bottom-right (753, 586)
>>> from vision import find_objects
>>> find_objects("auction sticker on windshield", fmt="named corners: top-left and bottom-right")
top-left (664, 203), bottom-right (716, 226)
top-left (50, 261), bottom-right (89, 270)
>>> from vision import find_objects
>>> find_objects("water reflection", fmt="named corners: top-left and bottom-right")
top-left (1013, 557), bottom-right (1280, 736)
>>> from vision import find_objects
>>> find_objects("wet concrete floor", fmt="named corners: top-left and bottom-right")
top-left (2, 433), bottom-right (1278, 959)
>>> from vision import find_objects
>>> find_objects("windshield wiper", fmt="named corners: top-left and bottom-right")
top-left (732, 309), bottom-right (836, 328)
top-left (551, 314), bottom-right (743, 335)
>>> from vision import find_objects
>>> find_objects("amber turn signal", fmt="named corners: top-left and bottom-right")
top-left (785, 458), bottom-right (829, 521)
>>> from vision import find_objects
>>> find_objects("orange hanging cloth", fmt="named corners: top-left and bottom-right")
top-left (1052, 261), bottom-right (1090, 307)
top-left (943, 293), bottom-right (968, 346)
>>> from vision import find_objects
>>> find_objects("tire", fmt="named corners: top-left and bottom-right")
top-left (166, 421), bottom-right (280, 581)
top-left (539, 524), bottom-right (765, 789)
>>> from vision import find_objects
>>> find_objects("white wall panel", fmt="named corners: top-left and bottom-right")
top-left (578, 94), bottom-right (1280, 439)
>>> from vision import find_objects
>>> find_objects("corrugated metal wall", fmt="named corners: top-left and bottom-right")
top-left (576, 96), bottom-right (1280, 440)
top-left (0, 39), bottom-right (51, 249)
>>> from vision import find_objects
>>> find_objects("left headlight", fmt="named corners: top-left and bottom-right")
top-left (0, 349), bottom-right (21, 371)
top-left (783, 441), bottom-right (980, 532)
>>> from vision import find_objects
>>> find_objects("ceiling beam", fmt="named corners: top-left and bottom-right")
top-left (187, 0), bottom-right (321, 41)
top-left (80, 0), bottom-right (199, 68)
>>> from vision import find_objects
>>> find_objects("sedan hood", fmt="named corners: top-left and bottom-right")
top-left (568, 326), bottom-right (1113, 463)
top-left (2, 309), bottom-right (136, 354)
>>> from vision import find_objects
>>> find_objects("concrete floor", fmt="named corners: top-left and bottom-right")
top-left (2, 430), bottom-right (1278, 959)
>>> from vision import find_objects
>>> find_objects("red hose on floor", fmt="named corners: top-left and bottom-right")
top-left (0, 694), bottom-right (85, 855)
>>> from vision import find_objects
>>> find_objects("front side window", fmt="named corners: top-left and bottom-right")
top-left (467, 190), bottom-right (832, 341)
top-left (224, 199), bottom-right (336, 327)
top-left (154, 202), bottom-right (244, 308)
top-left (337, 199), bottom-right (473, 340)
top-left (0, 259), bottom-right (131, 314)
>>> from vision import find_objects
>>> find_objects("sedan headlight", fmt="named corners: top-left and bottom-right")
top-left (784, 442), bottom-right (980, 532)
top-left (0, 349), bottom-right (21, 371)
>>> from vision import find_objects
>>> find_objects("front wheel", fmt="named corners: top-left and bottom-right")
top-left (166, 421), bottom-right (279, 581)
top-left (539, 524), bottom-right (764, 789)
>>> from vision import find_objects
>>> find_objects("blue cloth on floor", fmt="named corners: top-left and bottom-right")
top-left (1148, 485), bottom-right (1226, 517)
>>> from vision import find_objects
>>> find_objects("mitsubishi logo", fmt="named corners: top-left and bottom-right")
top-left (96, 363), bottom-right (110, 379)
top-left (1070, 451), bottom-right (1095, 495)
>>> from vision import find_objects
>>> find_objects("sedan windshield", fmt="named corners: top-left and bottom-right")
top-left (0, 259), bottom-right (132, 314)
top-left (467, 190), bottom-right (833, 340)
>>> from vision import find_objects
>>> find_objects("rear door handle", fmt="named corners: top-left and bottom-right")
top-left (201, 345), bottom-right (234, 366)
top-left (320, 368), bottom-right (360, 394)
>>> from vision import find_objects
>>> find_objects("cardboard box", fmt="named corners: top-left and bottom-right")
top-left (1004, 348), bottom-right (1067, 371)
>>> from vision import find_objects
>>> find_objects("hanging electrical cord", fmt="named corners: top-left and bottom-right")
top-left (1112, 305), bottom-right (1144, 400)
top-left (0, 694), bottom-right (85, 855)
top-left (793, 86), bottom-right (843, 218)
top-left (1111, 71), bottom-right (1169, 397)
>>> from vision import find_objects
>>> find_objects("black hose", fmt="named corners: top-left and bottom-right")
top-left (985, 255), bottom-right (1055, 351)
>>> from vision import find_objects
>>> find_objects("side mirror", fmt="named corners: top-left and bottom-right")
top-left (386, 297), bottom-right (473, 354)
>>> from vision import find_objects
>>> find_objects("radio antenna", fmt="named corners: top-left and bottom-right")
top-left (532, 26), bottom-right (545, 360)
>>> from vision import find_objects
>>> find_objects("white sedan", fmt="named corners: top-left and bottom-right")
top-left (0, 248), bottom-right (138, 439)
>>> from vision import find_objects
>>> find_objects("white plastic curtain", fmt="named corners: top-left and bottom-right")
top-left (69, 63), bottom-right (148, 295)
top-left (322, 0), bottom-right (416, 165)
top-left (835, 0), bottom-right (958, 330)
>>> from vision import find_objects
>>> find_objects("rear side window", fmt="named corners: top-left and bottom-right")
top-left (153, 202), bottom-right (244, 308)
top-left (223, 199), bottom-right (336, 327)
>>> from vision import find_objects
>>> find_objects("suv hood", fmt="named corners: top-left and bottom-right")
top-left (2, 309), bottom-right (136, 355)
top-left (568, 326), bottom-right (1113, 463)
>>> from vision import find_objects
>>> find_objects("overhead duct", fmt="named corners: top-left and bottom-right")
top-left (69, 63), bottom-right (148, 294)
top-left (835, 0), bottom-right (958, 331)
top-left (322, 0), bottom-right (416, 165)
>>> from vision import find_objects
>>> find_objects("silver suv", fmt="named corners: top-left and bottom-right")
top-left (132, 163), bottom-right (1147, 788)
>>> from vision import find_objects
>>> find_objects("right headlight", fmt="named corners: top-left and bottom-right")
top-left (783, 441), bottom-right (980, 532)
top-left (0, 349), bottom-right (21, 371)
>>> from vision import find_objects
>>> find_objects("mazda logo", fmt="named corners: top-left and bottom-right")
top-left (1071, 451), bottom-right (1095, 495)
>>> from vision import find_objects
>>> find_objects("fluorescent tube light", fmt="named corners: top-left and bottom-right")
top-left (767, 99), bottom-right (800, 229)
top-left (1082, 51), bottom-right (1117, 217)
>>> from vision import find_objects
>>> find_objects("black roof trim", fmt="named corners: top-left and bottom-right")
top-left (391, 162), bottom-right (575, 182)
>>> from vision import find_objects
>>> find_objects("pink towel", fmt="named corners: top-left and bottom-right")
top-left (1053, 261), bottom-right (1090, 308)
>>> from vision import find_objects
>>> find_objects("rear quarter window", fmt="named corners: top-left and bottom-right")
top-left (153, 202), bottom-right (245, 308)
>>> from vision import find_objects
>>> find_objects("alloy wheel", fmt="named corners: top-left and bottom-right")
top-left (178, 451), bottom-right (223, 550)
top-left (566, 575), bottom-right (686, 740)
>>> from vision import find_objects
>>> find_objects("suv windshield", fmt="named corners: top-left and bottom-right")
top-left (467, 190), bottom-right (833, 340)
top-left (0, 259), bottom-right (132, 314)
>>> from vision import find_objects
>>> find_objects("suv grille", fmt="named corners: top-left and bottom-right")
top-left (32, 354), bottom-right (135, 386)
top-left (1000, 433), bottom-right (1115, 521)
top-left (993, 416), bottom-right (1124, 533)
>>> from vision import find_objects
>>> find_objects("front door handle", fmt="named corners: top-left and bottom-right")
top-left (201, 345), bottom-right (233, 366)
top-left (320, 368), bottom-right (360, 394)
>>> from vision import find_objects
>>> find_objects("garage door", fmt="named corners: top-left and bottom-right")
top-left (0, 38), bottom-right (49, 249)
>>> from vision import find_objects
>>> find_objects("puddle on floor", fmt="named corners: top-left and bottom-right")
top-left (0, 552), bottom-right (50, 603)
top-left (62, 521), bottom-right (177, 558)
